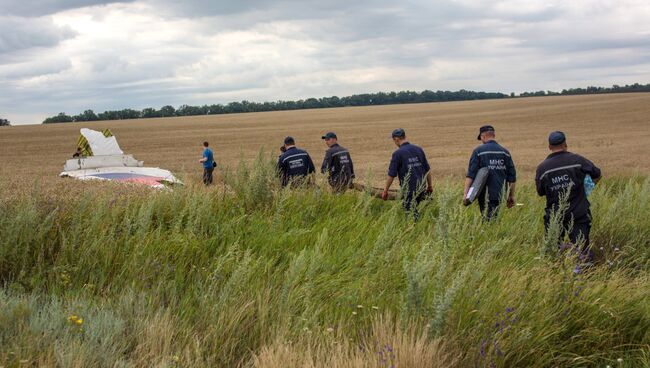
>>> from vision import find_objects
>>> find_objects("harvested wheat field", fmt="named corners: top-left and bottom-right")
top-left (1, 93), bottom-right (650, 189)
top-left (1, 93), bottom-right (650, 367)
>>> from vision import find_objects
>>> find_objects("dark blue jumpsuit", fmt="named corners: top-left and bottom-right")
top-left (467, 140), bottom-right (516, 219)
top-left (321, 143), bottom-right (355, 191)
top-left (278, 147), bottom-right (316, 187)
top-left (535, 151), bottom-right (601, 261)
top-left (388, 142), bottom-right (430, 217)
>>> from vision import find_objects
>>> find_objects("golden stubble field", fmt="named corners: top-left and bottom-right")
top-left (1, 93), bottom-right (649, 192)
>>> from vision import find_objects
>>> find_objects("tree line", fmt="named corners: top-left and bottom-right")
top-left (41, 83), bottom-right (650, 124)
top-left (0, 118), bottom-right (10, 126)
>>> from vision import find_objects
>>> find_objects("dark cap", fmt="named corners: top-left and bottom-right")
top-left (391, 128), bottom-right (406, 138)
top-left (477, 125), bottom-right (495, 140)
top-left (321, 132), bottom-right (337, 140)
top-left (283, 136), bottom-right (295, 145)
top-left (548, 131), bottom-right (566, 145)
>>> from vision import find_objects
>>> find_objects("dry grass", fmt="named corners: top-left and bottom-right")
top-left (1, 93), bottom-right (649, 191)
top-left (250, 316), bottom-right (460, 368)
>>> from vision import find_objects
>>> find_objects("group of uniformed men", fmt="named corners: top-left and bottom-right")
top-left (203, 125), bottom-right (602, 262)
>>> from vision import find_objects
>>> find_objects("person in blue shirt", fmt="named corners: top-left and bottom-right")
top-left (464, 125), bottom-right (516, 220)
top-left (277, 136), bottom-right (316, 187)
top-left (381, 128), bottom-right (432, 219)
top-left (199, 141), bottom-right (215, 185)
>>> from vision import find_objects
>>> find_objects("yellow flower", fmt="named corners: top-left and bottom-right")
top-left (75, 318), bottom-right (83, 325)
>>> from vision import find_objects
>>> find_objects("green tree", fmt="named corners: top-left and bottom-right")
top-left (160, 105), bottom-right (175, 117)
top-left (0, 118), bottom-right (10, 126)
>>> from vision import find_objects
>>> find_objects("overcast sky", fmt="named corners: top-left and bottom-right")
top-left (1, 0), bottom-right (649, 125)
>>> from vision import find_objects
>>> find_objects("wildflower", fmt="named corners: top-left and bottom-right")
top-left (19, 359), bottom-right (29, 364)
top-left (352, 311), bottom-right (358, 316)
top-left (68, 315), bottom-right (84, 326)
top-left (172, 355), bottom-right (180, 362)
top-left (614, 247), bottom-right (620, 252)
top-left (372, 306), bottom-right (379, 310)
top-left (505, 307), bottom-right (515, 313)
top-left (617, 358), bottom-right (623, 363)
top-left (326, 327), bottom-right (334, 333)
top-left (357, 305), bottom-right (363, 309)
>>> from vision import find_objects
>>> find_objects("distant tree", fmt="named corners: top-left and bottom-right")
top-left (0, 118), bottom-right (10, 126)
top-left (43, 112), bottom-right (73, 124)
top-left (160, 105), bottom-right (175, 117)
top-left (73, 109), bottom-right (98, 122)
top-left (141, 108), bottom-right (162, 118)
top-left (41, 83), bottom-right (650, 124)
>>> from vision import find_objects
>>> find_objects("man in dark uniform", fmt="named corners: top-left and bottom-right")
top-left (464, 125), bottom-right (517, 220)
top-left (321, 132), bottom-right (355, 191)
top-left (535, 131), bottom-right (602, 261)
top-left (277, 136), bottom-right (316, 187)
top-left (381, 128), bottom-right (432, 219)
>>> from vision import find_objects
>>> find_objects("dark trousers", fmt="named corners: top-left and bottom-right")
top-left (403, 192), bottom-right (427, 221)
top-left (478, 194), bottom-right (501, 221)
top-left (203, 167), bottom-right (214, 185)
top-left (545, 212), bottom-right (593, 262)
top-left (329, 177), bottom-right (352, 193)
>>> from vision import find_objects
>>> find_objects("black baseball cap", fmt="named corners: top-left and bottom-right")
top-left (321, 132), bottom-right (337, 139)
top-left (391, 128), bottom-right (406, 138)
top-left (477, 125), bottom-right (495, 140)
top-left (284, 136), bottom-right (295, 145)
top-left (548, 131), bottom-right (566, 145)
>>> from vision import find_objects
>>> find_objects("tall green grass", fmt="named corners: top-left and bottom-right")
top-left (0, 157), bottom-right (648, 367)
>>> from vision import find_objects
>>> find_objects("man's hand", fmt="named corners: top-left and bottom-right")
top-left (427, 186), bottom-right (433, 194)
top-left (381, 190), bottom-right (389, 201)
top-left (507, 196), bottom-right (515, 208)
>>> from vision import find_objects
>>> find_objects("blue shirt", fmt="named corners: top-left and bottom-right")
top-left (203, 148), bottom-right (214, 169)
top-left (388, 142), bottom-right (430, 195)
top-left (277, 146), bottom-right (316, 186)
top-left (466, 140), bottom-right (516, 201)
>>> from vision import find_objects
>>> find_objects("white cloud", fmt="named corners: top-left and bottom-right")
top-left (0, 0), bottom-right (649, 124)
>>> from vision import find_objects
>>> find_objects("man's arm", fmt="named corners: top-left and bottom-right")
top-left (507, 182), bottom-right (516, 208)
top-left (383, 152), bottom-right (399, 200)
top-left (463, 177), bottom-right (473, 199)
top-left (535, 169), bottom-right (545, 196)
top-left (320, 150), bottom-right (331, 174)
top-left (506, 153), bottom-right (516, 208)
top-left (307, 155), bottom-right (316, 174)
top-left (382, 175), bottom-right (395, 200)
top-left (464, 150), bottom-right (479, 200)
top-left (581, 156), bottom-right (602, 183)
top-left (420, 149), bottom-right (432, 193)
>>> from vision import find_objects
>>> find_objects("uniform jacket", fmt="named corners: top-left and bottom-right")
top-left (467, 140), bottom-right (516, 201)
top-left (388, 142), bottom-right (430, 196)
top-left (321, 143), bottom-right (355, 185)
top-left (277, 146), bottom-right (316, 186)
top-left (535, 151), bottom-right (601, 220)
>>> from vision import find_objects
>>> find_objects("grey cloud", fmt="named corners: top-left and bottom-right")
top-left (0, 16), bottom-right (76, 54)
top-left (0, 0), bottom-right (135, 17)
